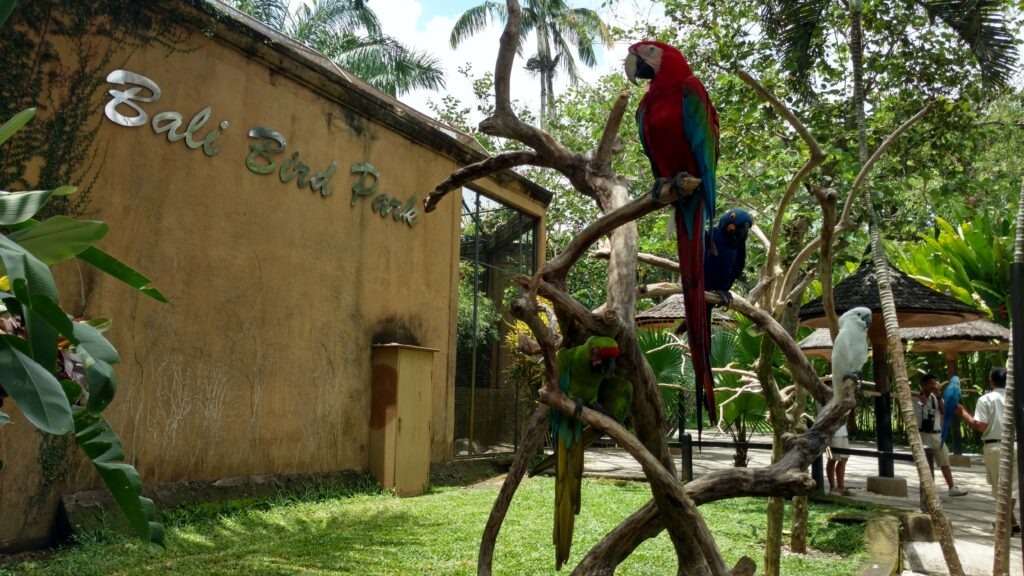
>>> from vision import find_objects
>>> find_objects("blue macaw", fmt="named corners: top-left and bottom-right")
top-left (941, 375), bottom-right (961, 449)
top-left (685, 209), bottom-right (752, 442)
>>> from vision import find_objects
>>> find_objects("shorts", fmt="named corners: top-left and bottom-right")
top-left (829, 436), bottom-right (849, 460)
top-left (983, 442), bottom-right (1018, 498)
top-left (919, 432), bottom-right (949, 467)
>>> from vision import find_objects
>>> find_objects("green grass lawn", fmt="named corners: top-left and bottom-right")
top-left (1, 477), bottom-right (866, 576)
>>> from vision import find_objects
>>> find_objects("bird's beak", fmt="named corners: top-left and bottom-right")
top-left (865, 315), bottom-right (873, 328)
top-left (625, 52), bottom-right (639, 85)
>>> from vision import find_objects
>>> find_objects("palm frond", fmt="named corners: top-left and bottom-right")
top-left (565, 7), bottom-right (613, 48)
top-left (919, 0), bottom-right (1019, 88)
top-left (449, 2), bottom-right (508, 48)
top-left (759, 0), bottom-right (831, 88)
top-left (225, 0), bottom-right (289, 30)
top-left (288, 0), bottom-right (382, 43)
top-left (339, 36), bottom-right (446, 96)
top-left (550, 27), bottom-right (582, 82)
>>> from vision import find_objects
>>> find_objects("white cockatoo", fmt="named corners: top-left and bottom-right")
top-left (831, 307), bottom-right (872, 384)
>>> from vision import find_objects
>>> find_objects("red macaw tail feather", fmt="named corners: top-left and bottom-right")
top-left (675, 202), bottom-right (716, 429)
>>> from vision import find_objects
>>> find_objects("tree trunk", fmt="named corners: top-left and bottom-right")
top-left (866, 223), bottom-right (963, 575)
top-left (994, 336), bottom-right (1015, 574)
top-left (994, 182), bottom-right (1024, 573)
top-left (851, 3), bottom-right (962, 572)
top-left (536, 21), bottom-right (550, 130)
top-left (790, 496), bottom-right (808, 553)
top-left (758, 326), bottom-right (789, 575)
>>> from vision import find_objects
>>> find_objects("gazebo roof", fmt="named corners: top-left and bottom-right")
top-left (799, 258), bottom-right (981, 329)
top-left (799, 318), bottom-right (1009, 359)
top-left (637, 294), bottom-right (732, 323)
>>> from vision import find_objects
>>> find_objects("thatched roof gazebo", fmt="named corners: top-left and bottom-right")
top-left (799, 319), bottom-right (1009, 362)
top-left (799, 318), bottom-right (1008, 456)
top-left (799, 259), bottom-right (980, 329)
top-left (637, 294), bottom-right (733, 331)
top-left (798, 258), bottom-right (984, 480)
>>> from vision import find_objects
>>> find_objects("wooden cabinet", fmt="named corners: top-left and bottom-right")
top-left (368, 344), bottom-right (436, 496)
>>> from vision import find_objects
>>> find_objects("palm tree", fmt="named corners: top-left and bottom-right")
top-left (449, 0), bottom-right (613, 127)
top-left (225, 0), bottom-right (445, 97)
top-left (760, 2), bottom-right (1016, 574)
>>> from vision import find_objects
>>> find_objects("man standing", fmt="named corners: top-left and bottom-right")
top-left (958, 367), bottom-right (1019, 532)
top-left (914, 374), bottom-right (967, 497)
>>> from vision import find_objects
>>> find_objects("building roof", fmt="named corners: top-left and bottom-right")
top-left (636, 294), bottom-right (733, 323)
top-left (798, 258), bottom-right (981, 328)
top-left (169, 1), bottom-right (553, 206)
top-left (799, 319), bottom-right (1009, 358)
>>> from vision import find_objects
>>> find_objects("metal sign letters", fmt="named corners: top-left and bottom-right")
top-left (103, 69), bottom-right (419, 227)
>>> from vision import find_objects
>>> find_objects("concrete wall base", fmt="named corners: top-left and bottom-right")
top-left (901, 512), bottom-right (935, 542)
top-left (866, 475), bottom-right (909, 497)
top-left (948, 454), bottom-right (972, 467)
top-left (858, 515), bottom-right (901, 575)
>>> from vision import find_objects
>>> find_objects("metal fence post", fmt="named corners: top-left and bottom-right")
top-left (680, 432), bottom-right (693, 483)
top-left (812, 453), bottom-right (824, 493)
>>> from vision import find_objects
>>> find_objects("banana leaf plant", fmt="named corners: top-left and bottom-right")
top-left (0, 1), bottom-right (166, 545)
top-left (712, 316), bottom-right (783, 467)
top-left (891, 214), bottom-right (1015, 326)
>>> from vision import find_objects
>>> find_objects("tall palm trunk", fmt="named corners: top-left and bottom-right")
top-left (993, 182), bottom-right (1024, 573)
top-left (851, 4), bottom-right (963, 572)
top-left (535, 21), bottom-right (551, 129)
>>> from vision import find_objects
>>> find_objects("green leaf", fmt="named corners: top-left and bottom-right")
top-left (0, 336), bottom-right (72, 435)
top-left (80, 348), bottom-right (117, 415)
top-left (28, 293), bottom-right (74, 340)
top-left (52, 186), bottom-right (76, 197)
top-left (0, 235), bottom-right (58, 300)
top-left (76, 247), bottom-right (169, 303)
top-left (0, 240), bottom-right (60, 374)
top-left (61, 379), bottom-right (83, 405)
top-left (85, 317), bottom-right (112, 332)
top-left (0, 410), bottom-right (9, 426)
top-left (0, 190), bottom-right (54, 225)
top-left (0, 107), bottom-right (34, 148)
top-left (8, 216), bottom-right (109, 264)
top-left (0, 0), bottom-right (15, 28)
top-left (72, 408), bottom-right (164, 547)
top-left (73, 321), bottom-right (119, 364)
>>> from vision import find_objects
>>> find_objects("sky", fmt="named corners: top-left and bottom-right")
top-left (290, 0), bottom-right (667, 123)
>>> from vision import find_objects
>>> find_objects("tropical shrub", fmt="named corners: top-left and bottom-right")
top-left (0, 2), bottom-right (166, 544)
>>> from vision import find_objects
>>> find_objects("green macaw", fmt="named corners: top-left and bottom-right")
top-left (529, 375), bottom-right (634, 476)
top-left (550, 335), bottom-right (628, 571)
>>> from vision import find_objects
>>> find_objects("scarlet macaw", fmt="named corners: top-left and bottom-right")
top-left (626, 41), bottom-right (719, 435)
top-left (550, 336), bottom-right (622, 570)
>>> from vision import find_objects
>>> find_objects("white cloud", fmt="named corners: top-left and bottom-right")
top-left (372, 0), bottom-right (668, 122)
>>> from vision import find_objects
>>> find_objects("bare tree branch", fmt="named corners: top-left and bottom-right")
top-left (541, 178), bottom-right (698, 283)
top-left (590, 90), bottom-right (632, 173)
top-left (594, 250), bottom-right (679, 274)
top-left (838, 100), bottom-right (940, 227)
top-left (781, 100), bottom-right (940, 304)
top-left (424, 151), bottom-right (545, 213)
top-left (577, 375), bottom-right (858, 570)
top-left (732, 69), bottom-right (825, 306)
top-left (477, 405), bottom-right (549, 575)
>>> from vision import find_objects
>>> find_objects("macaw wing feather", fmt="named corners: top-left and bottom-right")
top-left (636, 107), bottom-right (660, 179)
top-left (680, 78), bottom-right (719, 225)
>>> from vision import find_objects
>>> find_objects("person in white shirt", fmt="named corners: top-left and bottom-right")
top-left (913, 374), bottom-right (967, 497)
top-left (957, 367), bottom-right (1018, 532)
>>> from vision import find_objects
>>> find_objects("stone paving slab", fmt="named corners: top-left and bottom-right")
top-left (571, 433), bottom-right (1023, 573)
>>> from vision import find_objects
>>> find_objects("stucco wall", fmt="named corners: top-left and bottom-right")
top-left (0, 2), bottom-right (546, 550)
